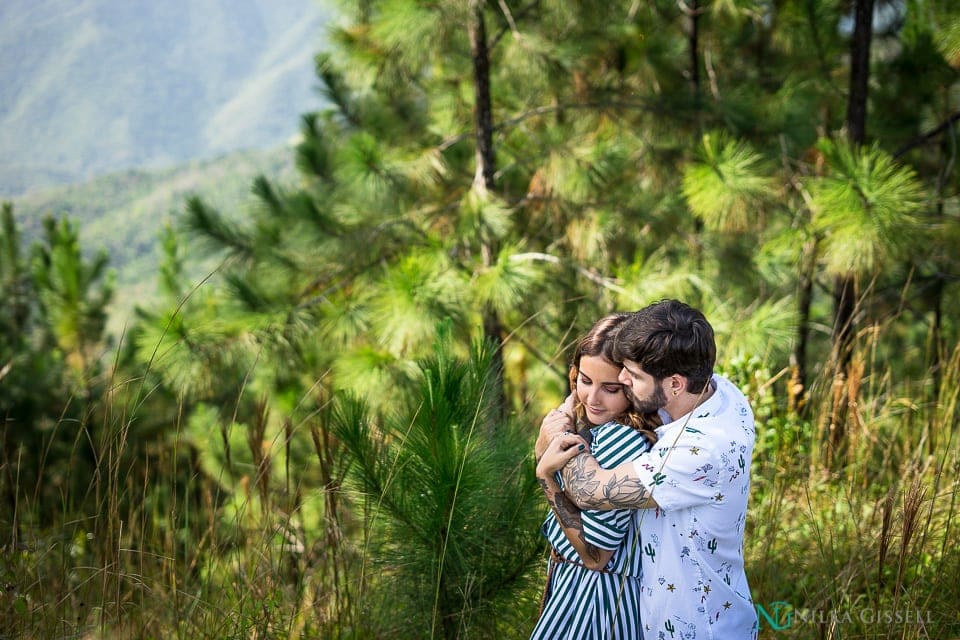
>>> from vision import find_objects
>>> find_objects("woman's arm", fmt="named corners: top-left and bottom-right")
top-left (535, 398), bottom-right (612, 568)
top-left (535, 463), bottom-right (614, 570)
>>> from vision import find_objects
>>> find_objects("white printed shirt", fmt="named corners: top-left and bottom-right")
top-left (631, 374), bottom-right (758, 640)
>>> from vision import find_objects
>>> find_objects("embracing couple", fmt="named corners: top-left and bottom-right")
top-left (531, 299), bottom-right (759, 640)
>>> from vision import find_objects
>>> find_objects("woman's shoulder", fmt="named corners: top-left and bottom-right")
top-left (592, 421), bottom-right (653, 453)
top-left (592, 420), bottom-right (637, 436)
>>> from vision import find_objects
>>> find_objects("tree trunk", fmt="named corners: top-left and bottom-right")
top-left (468, 0), bottom-right (507, 421)
top-left (470, 0), bottom-right (496, 195)
top-left (929, 275), bottom-right (944, 457)
top-left (792, 238), bottom-right (817, 414)
top-left (845, 0), bottom-right (874, 147)
top-left (832, 0), bottom-right (873, 362)
top-left (831, 274), bottom-right (857, 366)
top-left (688, 0), bottom-right (701, 105)
top-left (829, 0), bottom-right (874, 455)
top-left (928, 143), bottom-right (950, 454)
top-left (1, 423), bottom-right (20, 551)
top-left (686, 0), bottom-right (706, 278)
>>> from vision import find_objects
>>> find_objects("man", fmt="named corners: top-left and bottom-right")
top-left (536, 300), bottom-right (758, 639)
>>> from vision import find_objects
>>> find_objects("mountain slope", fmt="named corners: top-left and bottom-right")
top-left (0, 0), bottom-right (330, 196)
top-left (12, 145), bottom-right (299, 329)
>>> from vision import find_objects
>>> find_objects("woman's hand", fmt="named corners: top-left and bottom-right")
top-left (536, 432), bottom-right (588, 479)
top-left (534, 394), bottom-right (575, 461)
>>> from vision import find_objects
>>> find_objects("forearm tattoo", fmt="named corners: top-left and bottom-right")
top-left (561, 453), bottom-right (653, 510)
top-left (538, 478), bottom-right (603, 564)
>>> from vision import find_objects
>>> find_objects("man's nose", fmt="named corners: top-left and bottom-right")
top-left (618, 368), bottom-right (629, 384)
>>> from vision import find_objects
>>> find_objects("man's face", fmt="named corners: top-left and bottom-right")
top-left (618, 360), bottom-right (668, 414)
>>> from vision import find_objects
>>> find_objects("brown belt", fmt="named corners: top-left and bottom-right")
top-left (549, 547), bottom-right (616, 574)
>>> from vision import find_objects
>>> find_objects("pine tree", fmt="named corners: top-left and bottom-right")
top-left (31, 215), bottom-right (114, 381)
top-left (330, 334), bottom-right (542, 638)
top-left (1, 207), bottom-right (115, 532)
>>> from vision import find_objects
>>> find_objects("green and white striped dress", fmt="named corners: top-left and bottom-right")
top-left (531, 422), bottom-right (651, 640)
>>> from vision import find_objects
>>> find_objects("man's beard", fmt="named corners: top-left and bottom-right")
top-left (626, 383), bottom-right (667, 414)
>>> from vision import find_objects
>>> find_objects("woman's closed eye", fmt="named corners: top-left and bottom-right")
top-left (580, 373), bottom-right (623, 395)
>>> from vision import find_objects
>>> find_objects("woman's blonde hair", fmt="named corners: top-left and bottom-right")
top-left (568, 313), bottom-right (660, 443)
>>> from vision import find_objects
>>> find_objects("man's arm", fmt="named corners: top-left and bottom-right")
top-left (541, 433), bottom-right (659, 511)
top-left (535, 471), bottom-right (613, 570)
top-left (561, 452), bottom-right (658, 510)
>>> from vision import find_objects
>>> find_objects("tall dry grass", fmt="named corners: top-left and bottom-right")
top-left (743, 330), bottom-right (960, 639)
top-left (0, 381), bottom-right (357, 639)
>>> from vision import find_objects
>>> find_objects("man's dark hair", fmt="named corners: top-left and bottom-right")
top-left (611, 299), bottom-right (716, 393)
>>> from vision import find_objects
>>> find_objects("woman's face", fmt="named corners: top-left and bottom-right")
top-left (575, 354), bottom-right (630, 426)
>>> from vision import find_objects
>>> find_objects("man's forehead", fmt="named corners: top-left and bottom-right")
top-left (621, 360), bottom-right (647, 376)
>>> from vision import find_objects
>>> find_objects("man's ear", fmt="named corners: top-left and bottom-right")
top-left (668, 374), bottom-right (686, 397)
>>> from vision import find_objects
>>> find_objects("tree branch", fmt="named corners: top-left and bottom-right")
top-left (489, 0), bottom-right (539, 50)
top-left (894, 110), bottom-right (960, 159)
top-left (436, 99), bottom-right (669, 151)
top-left (509, 252), bottom-right (628, 295)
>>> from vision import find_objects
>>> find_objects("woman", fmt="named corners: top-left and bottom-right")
top-left (531, 313), bottom-right (659, 640)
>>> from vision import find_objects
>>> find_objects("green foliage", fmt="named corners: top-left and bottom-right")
top-left (31, 215), bottom-right (114, 373)
top-left (719, 355), bottom-right (812, 482)
top-left (932, 2), bottom-right (960, 66)
top-left (810, 139), bottom-right (928, 277)
top-left (0, 204), bottom-right (114, 522)
top-left (365, 249), bottom-right (470, 356)
top-left (0, 205), bottom-right (69, 484)
top-left (331, 335), bottom-right (543, 638)
top-left (683, 130), bottom-right (777, 232)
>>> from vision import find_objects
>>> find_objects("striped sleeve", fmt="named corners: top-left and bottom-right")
top-left (580, 508), bottom-right (632, 551)
top-left (590, 423), bottom-right (651, 467)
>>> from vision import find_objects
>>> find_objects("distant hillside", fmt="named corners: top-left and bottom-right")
top-left (0, 0), bottom-right (331, 196)
top-left (11, 145), bottom-right (299, 330)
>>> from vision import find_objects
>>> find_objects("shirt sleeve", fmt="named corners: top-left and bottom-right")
top-left (580, 507), bottom-right (632, 551)
top-left (632, 437), bottom-right (720, 511)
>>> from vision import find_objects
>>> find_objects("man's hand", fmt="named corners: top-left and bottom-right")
top-left (536, 431), bottom-right (588, 478)
top-left (534, 393), bottom-right (576, 461)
